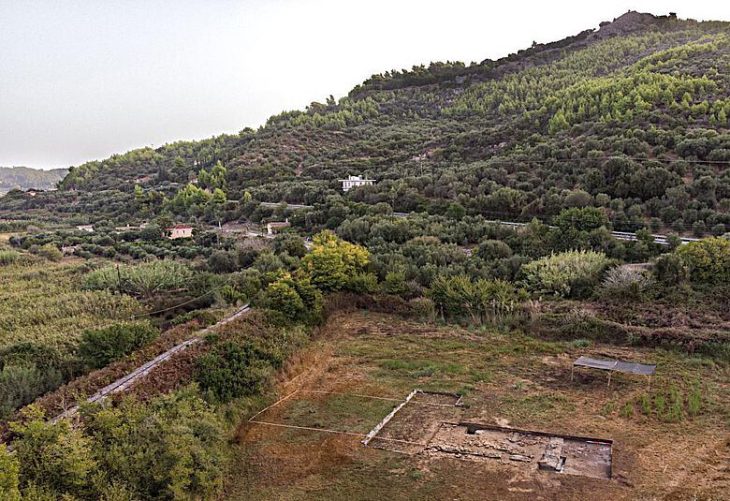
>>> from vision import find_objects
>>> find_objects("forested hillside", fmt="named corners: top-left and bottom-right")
top-left (0, 167), bottom-right (67, 194)
top-left (3, 11), bottom-right (730, 237)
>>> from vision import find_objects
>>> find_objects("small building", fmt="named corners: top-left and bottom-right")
top-left (340, 175), bottom-right (375, 192)
top-left (76, 224), bottom-right (94, 233)
top-left (168, 224), bottom-right (194, 239)
top-left (266, 220), bottom-right (291, 235)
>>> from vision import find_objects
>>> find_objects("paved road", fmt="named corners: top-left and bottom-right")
top-left (394, 212), bottom-right (698, 246)
top-left (258, 200), bottom-right (698, 246)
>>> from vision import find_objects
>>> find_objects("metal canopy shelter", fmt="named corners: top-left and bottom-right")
top-left (571, 356), bottom-right (656, 387)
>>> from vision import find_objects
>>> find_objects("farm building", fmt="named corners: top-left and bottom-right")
top-left (266, 221), bottom-right (291, 235)
top-left (168, 224), bottom-right (193, 239)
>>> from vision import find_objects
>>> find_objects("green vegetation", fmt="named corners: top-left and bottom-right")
top-left (300, 230), bottom-right (370, 291)
top-left (0, 261), bottom-right (142, 417)
top-left (0, 249), bottom-right (20, 265)
top-left (521, 250), bottom-right (611, 297)
top-left (429, 275), bottom-right (526, 324)
top-left (84, 260), bottom-right (194, 298)
top-left (676, 237), bottom-right (730, 283)
top-left (8, 390), bottom-right (226, 500)
top-left (195, 341), bottom-right (279, 403)
top-left (78, 322), bottom-right (160, 369)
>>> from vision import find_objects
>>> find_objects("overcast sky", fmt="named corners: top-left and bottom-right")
top-left (1, 1), bottom-right (729, 169)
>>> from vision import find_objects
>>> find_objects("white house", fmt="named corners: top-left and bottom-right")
top-left (340, 175), bottom-right (375, 192)
top-left (76, 224), bottom-right (94, 233)
top-left (168, 224), bottom-right (194, 239)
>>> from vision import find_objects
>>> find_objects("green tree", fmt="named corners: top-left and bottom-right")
top-left (301, 231), bottom-right (369, 290)
top-left (676, 237), bottom-right (730, 284)
top-left (554, 207), bottom-right (609, 232)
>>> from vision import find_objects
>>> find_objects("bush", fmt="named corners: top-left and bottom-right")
top-left (346, 272), bottom-right (379, 294)
top-left (207, 250), bottom-right (238, 274)
top-left (676, 237), bottom-right (730, 284)
top-left (521, 250), bottom-right (610, 297)
top-left (195, 341), bottom-right (277, 402)
top-left (0, 445), bottom-right (20, 501)
top-left (36, 243), bottom-right (62, 262)
top-left (272, 233), bottom-right (307, 258)
top-left (429, 275), bottom-right (526, 324)
top-left (301, 231), bottom-right (369, 291)
top-left (0, 250), bottom-right (20, 266)
top-left (0, 344), bottom-right (72, 418)
top-left (77, 322), bottom-right (159, 369)
top-left (601, 265), bottom-right (653, 298)
top-left (382, 271), bottom-right (408, 295)
top-left (476, 240), bottom-right (512, 261)
top-left (408, 297), bottom-right (436, 322)
top-left (260, 274), bottom-right (323, 324)
top-left (653, 253), bottom-right (689, 285)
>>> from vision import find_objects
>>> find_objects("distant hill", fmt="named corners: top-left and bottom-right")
top-left (4, 11), bottom-right (730, 235)
top-left (0, 166), bottom-right (68, 193)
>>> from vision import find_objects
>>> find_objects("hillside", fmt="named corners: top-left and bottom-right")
top-left (0, 166), bottom-right (67, 194)
top-left (2, 11), bottom-right (730, 499)
top-left (3, 11), bottom-right (730, 237)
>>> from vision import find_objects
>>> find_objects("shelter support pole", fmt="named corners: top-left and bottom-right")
top-left (570, 365), bottom-right (574, 382)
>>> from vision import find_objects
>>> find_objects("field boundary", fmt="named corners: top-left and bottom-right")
top-left (51, 304), bottom-right (251, 423)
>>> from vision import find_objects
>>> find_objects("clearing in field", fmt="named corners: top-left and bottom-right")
top-left (231, 311), bottom-right (730, 500)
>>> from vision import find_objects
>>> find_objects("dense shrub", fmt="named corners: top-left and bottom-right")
top-left (77, 322), bottom-right (159, 369)
top-left (195, 341), bottom-right (278, 402)
top-left (0, 250), bottom-right (20, 266)
top-left (272, 233), bottom-right (307, 258)
top-left (676, 237), bottom-right (730, 284)
top-left (346, 272), bottom-right (379, 294)
top-left (0, 446), bottom-right (19, 501)
top-left (408, 297), bottom-right (436, 322)
top-left (0, 344), bottom-right (73, 418)
top-left (36, 243), bottom-right (62, 262)
top-left (653, 253), bottom-right (689, 285)
top-left (260, 274), bottom-right (323, 324)
top-left (11, 389), bottom-right (226, 500)
top-left (301, 231), bottom-right (369, 291)
top-left (429, 275), bottom-right (527, 323)
top-left (521, 250), bottom-right (610, 297)
top-left (207, 250), bottom-right (238, 273)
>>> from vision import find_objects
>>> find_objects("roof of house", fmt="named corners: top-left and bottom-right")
top-left (267, 221), bottom-right (291, 227)
top-left (170, 224), bottom-right (193, 230)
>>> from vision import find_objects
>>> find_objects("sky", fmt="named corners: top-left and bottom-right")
top-left (1, 1), bottom-right (729, 169)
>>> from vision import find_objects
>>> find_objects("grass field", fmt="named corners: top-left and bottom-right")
top-left (228, 311), bottom-right (730, 500)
